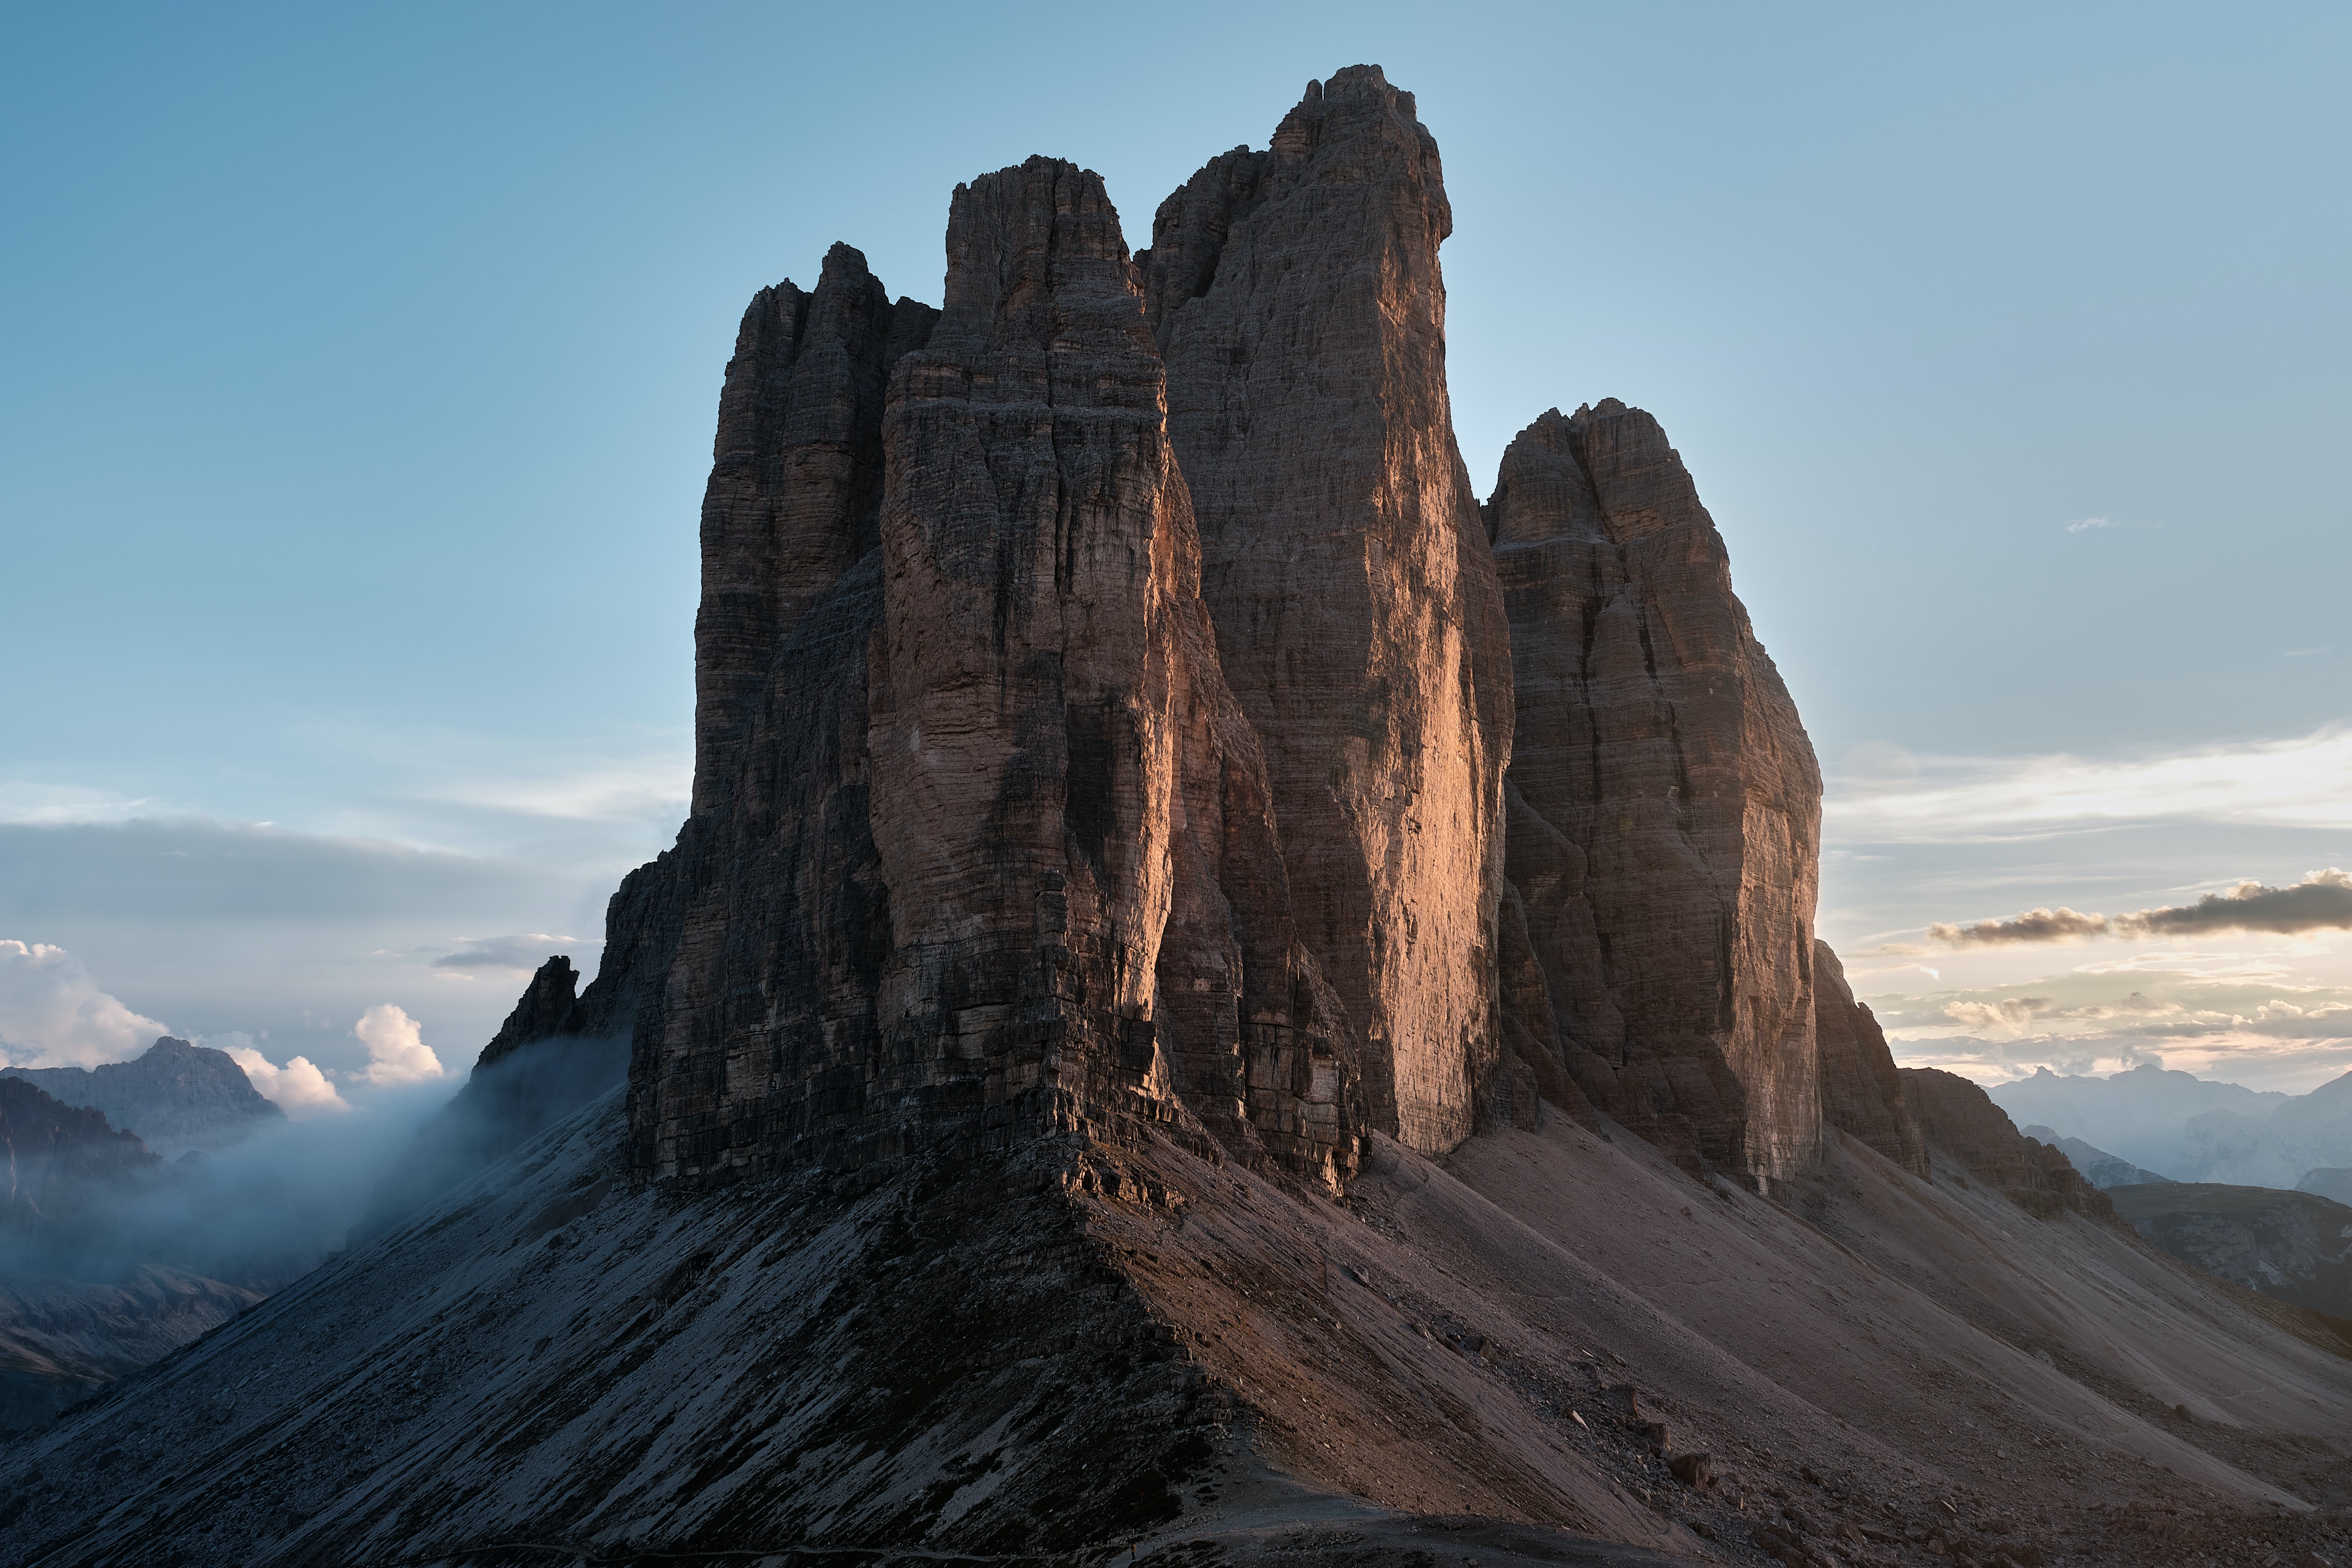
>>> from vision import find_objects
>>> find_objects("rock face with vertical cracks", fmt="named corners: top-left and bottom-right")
top-left (618, 159), bottom-right (1354, 1185)
top-left (692, 244), bottom-right (940, 812)
top-left (1812, 941), bottom-right (1929, 1177)
top-left (1140, 67), bottom-right (1514, 1155)
top-left (1486, 401), bottom-right (1823, 1190)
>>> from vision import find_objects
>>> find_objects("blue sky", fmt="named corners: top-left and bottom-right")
top-left (5, 2), bottom-right (2348, 1097)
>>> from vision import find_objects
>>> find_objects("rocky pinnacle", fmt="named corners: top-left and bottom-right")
top-left (1143, 67), bottom-right (1515, 1156)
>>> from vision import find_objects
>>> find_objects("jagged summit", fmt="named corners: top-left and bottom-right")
top-left (1488, 399), bottom-right (1824, 1188)
top-left (6, 65), bottom-right (2349, 1568)
top-left (2, 1036), bottom-right (282, 1160)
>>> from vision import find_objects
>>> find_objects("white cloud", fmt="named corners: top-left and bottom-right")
top-left (1827, 725), bottom-right (2352, 844)
top-left (352, 1003), bottom-right (446, 1085)
top-left (207, 1032), bottom-right (350, 1115)
top-left (0, 939), bottom-right (169, 1068)
top-left (2064, 515), bottom-right (2114, 532)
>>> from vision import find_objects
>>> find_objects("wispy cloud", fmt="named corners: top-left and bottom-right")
top-left (2064, 515), bottom-right (2114, 532)
top-left (428, 933), bottom-right (594, 972)
top-left (1827, 725), bottom-right (2352, 843)
top-left (1931, 868), bottom-right (2352, 946)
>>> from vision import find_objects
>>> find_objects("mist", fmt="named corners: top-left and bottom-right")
top-left (0, 1033), bottom-right (629, 1291)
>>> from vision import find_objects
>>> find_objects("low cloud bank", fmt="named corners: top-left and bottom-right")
top-left (1931, 868), bottom-right (2352, 947)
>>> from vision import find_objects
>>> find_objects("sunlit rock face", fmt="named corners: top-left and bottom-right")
top-left (1141, 66), bottom-right (1515, 1156)
top-left (607, 158), bottom-right (1356, 1184)
top-left (1486, 402), bottom-right (1824, 1190)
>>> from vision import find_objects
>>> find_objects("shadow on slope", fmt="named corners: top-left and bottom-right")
top-left (4, 1089), bottom-right (2351, 1566)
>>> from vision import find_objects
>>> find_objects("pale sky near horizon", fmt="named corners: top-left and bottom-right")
top-left (5, 2), bottom-right (2348, 1102)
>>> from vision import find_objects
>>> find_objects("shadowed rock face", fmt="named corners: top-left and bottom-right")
top-left (1901, 1066), bottom-right (2112, 1219)
top-left (1813, 941), bottom-right (1929, 1177)
top-left (2109, 1183), bottom-right (2352, 1316)
top-left (692, 244), bottom-right (939, 813)
top-left (0, 1078), bottom-right (157, 1248)
top-left (1141, 67), bottom-right (1515, 1156)
top-left (1486, 402), bottom-right (1822, 1190)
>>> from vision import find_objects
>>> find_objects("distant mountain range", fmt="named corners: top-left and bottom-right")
top-left (4, 1037), bottom-right (283, 1159)
top-left (2018, 1124), bottom-right (2173, 1188)
top-left (1990, 1062), bottom-right (2352, 1191)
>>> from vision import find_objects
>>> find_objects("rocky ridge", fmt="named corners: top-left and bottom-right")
top-left (1900, 1067), bottom-right (2112, 1219)
top-left (1814, 942), bottom-right (1929, 1176)
top-left (3, 1038), bottom-right (282, 1160)
top-left (2021, 1124), bottom-right (2173, 1189)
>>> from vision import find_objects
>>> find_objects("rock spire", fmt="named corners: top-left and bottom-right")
top-left (1486, 401), bottom-right (1824, 1189)
top-left (1142, 66), bottom-right (1515, 1155)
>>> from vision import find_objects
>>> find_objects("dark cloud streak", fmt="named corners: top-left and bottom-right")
top-left (1931, 869), bottom-right (2352, 946)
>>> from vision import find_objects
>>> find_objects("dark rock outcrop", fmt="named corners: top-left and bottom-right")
top-left (350, 956), bottom-right (627, 1243)
top-left (1813, 942), bottom-right (1928, 1176)
top-left (1900, 1067), bottom-right (2112, 1219)
top-left (1486, 402), bottom-right (1822, 1189)
top-left (0, 1079), bottom-right (158, 1258)
top-left (4, 1037), bottom-right (283, 1159)
top-left (1142, 67), bottom-right (1515, 1155)
top-left (2108, 1183), bottom-right (2352, 1317)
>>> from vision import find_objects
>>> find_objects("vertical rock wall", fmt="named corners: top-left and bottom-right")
top-left (1487, 402), bottom-right (1822, 1189)
top-left (616, 161), bottom-right (1354, 1183)
top-left (692, 245), bottom-right (938, 813)
top-left (1812, 941), bottom-right (1929, 1177)
top-left (1142, 67), bottom-right (1514, 1155)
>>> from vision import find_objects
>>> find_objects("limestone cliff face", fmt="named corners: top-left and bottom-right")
top-left (692, 245), bottom-right (938, 813)
top-left (622, 160), bottom-right (1353, 1184)
top-left (1487, 402), bottom-right (1822, 1189)
top-left (1141, 67), bottom-right (1514, 1155)
top-left (1900, 1067), bottom-right (2112, 1219)
top-left (1812, 942), bottom-right (1929, 1177)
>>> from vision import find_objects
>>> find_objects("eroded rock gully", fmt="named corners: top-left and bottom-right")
top-left (10, 64), bottom-right (2351, 1568)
